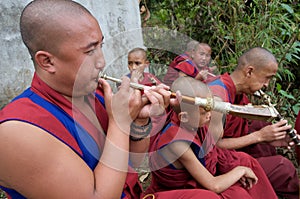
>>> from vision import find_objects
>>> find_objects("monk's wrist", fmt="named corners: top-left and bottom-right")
top-left (130, 118), bottom-right (152, 141)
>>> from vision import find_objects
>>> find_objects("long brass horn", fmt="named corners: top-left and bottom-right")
top-left (98, 72), bottom-right (279, 121)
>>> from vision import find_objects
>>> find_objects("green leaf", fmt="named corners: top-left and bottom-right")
top-left (276, 83), bottom-right (282, 91)
top-left (292, 104), bottom-right (300, 115)
top-left (281, 3), bottom-right (294, 14)
top-left (278, 90), bottom-right (296, 100)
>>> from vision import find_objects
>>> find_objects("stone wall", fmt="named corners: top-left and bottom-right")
top-left (0, 0), bottom-right (143, 108)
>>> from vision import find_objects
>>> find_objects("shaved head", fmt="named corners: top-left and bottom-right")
top-left (128, 47), bottom-right (147, 60)
top-left (171, 76), bottom-right (211, 113)
top-left (236, 47), bottom-right (278, 71)
top-left (199, 43), bottom-right (211, 50)
top-left (20, 0), bottom-right (93, 58)
top-left (186, 40), bottom-right (200, 52)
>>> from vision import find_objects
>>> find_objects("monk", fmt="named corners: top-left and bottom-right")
top-left (0, 1), bottom-right (221, 198)
top-left (120, 47), bottom-right (161, 88)
top-left (122, 49), bottom-right (220, 199)
top-left (208, 47), bottom-right (299, 198)
top-left (146, 76), bottom-right (277, 198)
top-left (163, 41), bottom-right (215, 86)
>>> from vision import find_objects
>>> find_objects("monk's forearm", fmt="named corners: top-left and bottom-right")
top-left (209, 167), bottom-right (246, 193)
top-left (217, 133), bottom-right (259, 150)
top-left (94, 120), bottom-right (130, 198)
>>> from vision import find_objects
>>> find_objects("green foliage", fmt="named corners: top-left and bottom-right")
top-left (145, 0), bottom-right (300, 121)
top-left (0, 189), bottom-right (7, 199)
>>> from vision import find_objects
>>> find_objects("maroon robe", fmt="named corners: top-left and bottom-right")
top-left (118, 72), bottom-right (161, 91)
top-left (208, 73), bottom-right (299, 198)
top-left (295, 111), bottom-right (300, 164)
top-left (146, 112), bottom-right (277, 198)
top-left (0, 73), bottom-right (143, 199)
top-left (163, 53), bottom-right (199, 86)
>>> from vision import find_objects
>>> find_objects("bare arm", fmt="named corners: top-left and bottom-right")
top-left (0, 120), bottom-right (128, 199)
top-left (0, 78), bottom-right (147, 199)
top-left (129, 84), bottom-right (172, 167)
top-left (195, 70), bottom-right (208, 81)
top-left (168, 142), bottom-right (257, 193)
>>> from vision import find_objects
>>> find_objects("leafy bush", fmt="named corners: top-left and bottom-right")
top-left (144, 0), bottom-right (300, 121)
top-left (0, 189), bottom-right (6, 199)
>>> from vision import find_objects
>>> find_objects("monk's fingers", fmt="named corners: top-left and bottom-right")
top-left (278, 124), bottom-right (292, 132)
top-left (99, 78), bottom-right (113, 105)
top-left (155, 83), bottom-right (170, 91)
top-left (143, 90), bottom-right (166, 117)
top-left (274, 131), bottom-right (287, 140)
top-left (246, 176), bottom-right (257, 189)
top-left (156, 89), bottom-right (171, 108)
top-left (239, 177), bottom-right (247, 188)
top-left (169, 90), bottom-right (182, 107)
top-left (146, 84), bottom-right (171, 108)
top-left (246, 179), bottom-right (253, 189)
top-left (118, 76), bottom-right (132, 93)
top-left (131, 70), bottom-right (143, 82)
top-left (274, 119), bottom-right (288, 127)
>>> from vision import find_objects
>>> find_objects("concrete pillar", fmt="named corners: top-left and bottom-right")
top-left (0, 0), bottom-right (143, 108)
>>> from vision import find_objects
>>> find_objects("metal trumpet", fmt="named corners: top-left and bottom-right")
top-left (254, 90), bottom-right (300, 146)
top-left (98, 71), bottom-right (214, 110)
top-left (98, 72), bottom-right (280, 122)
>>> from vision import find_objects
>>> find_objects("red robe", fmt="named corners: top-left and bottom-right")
top-left (125, 72), bottom-right (220, 199)
top-left (0, 73), bottom-right (142, 199)
top-left (163, 53), bottom-right (199, 87)
top-left (295, 112), bottom-right (300, 133)
top-left (208, 73), bottom-right (299, 198)
top-left (146, 112), bottom-right (277, 199)
top-left (295, 111), bottom-right (300, 164)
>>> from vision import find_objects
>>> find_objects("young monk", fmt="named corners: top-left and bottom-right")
top-left (146, 76), bottom-right (278, 198)
top-left (163, 41), bottom-right (216, 86)
top-left (115, 47), bottom-right (161, 90)
top-left (127, 47), bottom-right (161, 86)
top-left (195, 43), bottom-right (217, 75)
top-left (0, 1), bottom-right (218, 199)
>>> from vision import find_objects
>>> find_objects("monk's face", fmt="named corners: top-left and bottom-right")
top-left (51, 14), bottom-right (105, 97)
top-left (244, 62), bottom-right (278, 94)
top-left (192, 45), bottom-right (212, 69)
top-left (187, 107), bottom-right (211, 129)
top-left (128, 51), bottom-right (148, 75)
top-left (198, 107), bottom-right (211, 127)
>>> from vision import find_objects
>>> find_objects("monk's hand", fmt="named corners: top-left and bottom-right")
top-left (239, 167), bottom-right (258, 189)
top-left (137, 84), bottom-right (171, 119)
top-left (131, 70), bottom-right (143, 81)
top-left (100, 76), bottom-right (143, 132)
top-left (261, 120), bottom-right (295, 148)
top-left (255, 120), bottom-right (290, 143)
top-left (287, 130), bottom-right (300, 148)
top-left (169, 90), bottom-right (182, 108)
top-left (198, 70), bottom-right (208, 80)
top-left (270, 129), bottom-right (300, 149)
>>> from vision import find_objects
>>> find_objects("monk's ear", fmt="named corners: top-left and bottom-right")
top-left (178, 112), bottom-right (189, 123)
top-left (145, 60), bottom-right (150, 67)
top-left (34, 51), bottom-right (56, 73)
top-left (245, 65), bottom-right (254, 78)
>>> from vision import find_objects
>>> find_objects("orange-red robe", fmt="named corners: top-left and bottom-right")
top-left (295, 112), bottom-right (300, 164)
top-left (146, 112), bottom-right (277, 198)
top-left (0, 73), bottom-right (142, 199)
top-left (208, 73), bottom-right (299, 198)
